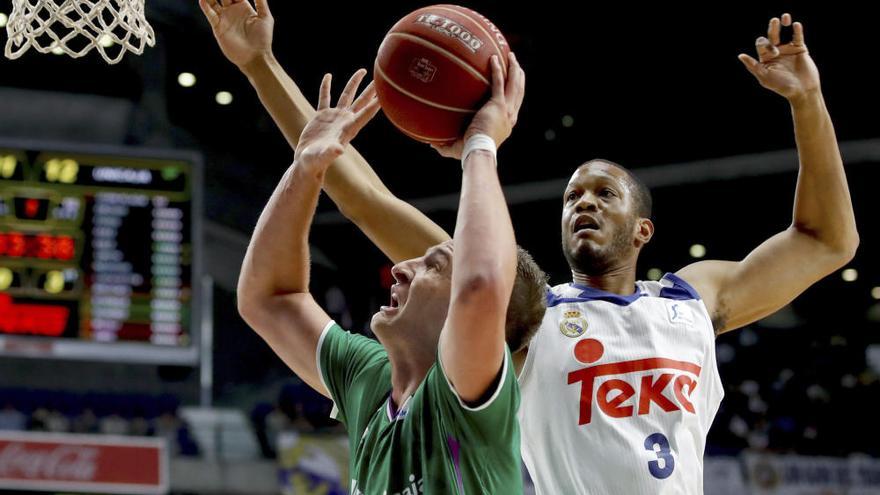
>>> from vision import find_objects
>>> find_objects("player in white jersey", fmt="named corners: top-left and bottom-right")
top-left (203, 4), bottom-right (858, 494)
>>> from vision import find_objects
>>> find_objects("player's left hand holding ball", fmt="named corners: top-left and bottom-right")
top-left (432, 52), bottom-right (526, 159)
top-left (738, 13), bottom-right (821, 103)
top-left (295, 70), bottom-right (381, 176)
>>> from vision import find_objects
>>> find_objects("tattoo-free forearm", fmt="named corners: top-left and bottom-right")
top-left (238, 163), bottom-right (323, 303)
top-left (453, 150), bottom-right (516, 309)
top-left (241, 55), bottom-right (449, 262)
top-left (789, 92), bottom-right (859, 253)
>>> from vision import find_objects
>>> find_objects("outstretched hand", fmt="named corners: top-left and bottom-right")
top-left (432, 52), bottom-right (526, 159)
top-left (738, 13), bottom-right (820, 102)
top-left (294, 70), bottom-right (382, 174)
top-left (199, 0), bottom-right (274, 69)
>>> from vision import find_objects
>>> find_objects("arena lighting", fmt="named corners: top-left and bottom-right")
top-left (177, 72), bottom-right (197, 88)
top-left (689, 244), bottom-right (706, 258)
top-left (99, 34), bottom-right (114, 48)
top-left (562, 115), bottom-right (575, 128)
top-left (871, 287), bottom-right (880, 300)
top-left (842, 268), bottom-right (858, 282)
top-left (51, 46), bottom-right (63, 55)
top-left (215, 91), bottom-right (233, 105)
top-left (647, 268), bottom-right (663, 280)
top-left (0, 13), bottom-right (8, 28)
top-left (545, 129), bottom-right (556, 141)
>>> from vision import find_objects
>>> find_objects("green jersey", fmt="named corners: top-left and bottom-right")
top-left (317, 322), bottom-right (522, 495)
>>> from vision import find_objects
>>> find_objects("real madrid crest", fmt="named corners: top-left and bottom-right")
top-left (559, 308), bottom-right (588, 338)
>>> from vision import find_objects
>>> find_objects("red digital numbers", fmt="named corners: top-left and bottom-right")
top-left (0, 232), bottom-right (76, 261)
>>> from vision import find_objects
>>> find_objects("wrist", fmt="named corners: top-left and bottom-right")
top-left (787, 88), bottom-right (822, 109)
top-left (461, 134), bottom-right (497, 169)
top-left (240, 51), bottom-right (278, 79)
top-left (291, 158), bottom-right (328, 184)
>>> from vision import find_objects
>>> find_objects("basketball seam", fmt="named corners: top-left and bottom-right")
top-left (375, 64), bottom-right (477, 114)
top-left (430, 5), bottom-right (508, 73)
top-left (396, 125), bottom-right (458, 143)
top-left (386, 32), bottom-right (490, 86)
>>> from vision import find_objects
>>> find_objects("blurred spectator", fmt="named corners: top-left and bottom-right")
top-left (99, 411), bottom-right (130, 436)
top-left (72, 408), bottom-right (99, 434)
top-left (0, 403), bottom-right (27, 431)
top-left (45, 409), bottom-right (70, 433)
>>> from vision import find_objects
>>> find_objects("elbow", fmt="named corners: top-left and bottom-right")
top-left (835, 232), bottom-right (860, 265)
top-left (453, 272), bottom-right (510, 309)
top-left (235, 278), bottom-right (274, 333)
top-left (823, 228), bottom-right (860, 266)
top-left (236, 290), bottom-right (266, 331)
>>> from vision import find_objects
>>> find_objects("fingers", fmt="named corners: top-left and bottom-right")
top-left (198, 0), bottom-right (220, 27)
top-left (352, 97), bottom-right (382, 132)
top-left (505, 52), bottom-right (526, 119)
top-left (253, 0), bottom-right (272, 18)
top-left (737, 53), bottom-right (766, 78)
top-left (792, 21), bottom-right (804, 46)
top-left (781, 13), bottom-right (792, 27)
top-left (339, 69), bottom-right (367, 108)
top-left (754, 36), bottom-right (778, 62)
top-left (489, 55), bottom-right (505, 100)
top-left (317, 73), bottom-right (332, 110)
top-left (430, 143), bottom-right (461, 159)
top-left (351, 81), bottom-right (376, 113)
top-left (768, 17), bottom-right (780, 46)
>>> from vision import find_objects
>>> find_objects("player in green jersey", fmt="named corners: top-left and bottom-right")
top-left (215, 2), bottom-right (546, 488)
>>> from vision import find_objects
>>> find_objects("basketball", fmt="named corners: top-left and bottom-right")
top-left (373, 5), bottom-right (510, 144)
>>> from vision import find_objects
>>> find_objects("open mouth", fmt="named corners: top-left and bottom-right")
top-left (380, 286), bottom-right (406, 314)
top-left (573, 217), bottom-right (600, 234)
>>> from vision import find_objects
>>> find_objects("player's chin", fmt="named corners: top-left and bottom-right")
top-left (568, 236), bottom-right (602, 257)
top-left (371, 306), bottom-right (401, 332)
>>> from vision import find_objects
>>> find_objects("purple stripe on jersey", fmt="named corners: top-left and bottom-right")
top-left (547, 283), bottom-right (644, 307)
top-left (446, 435), bottom-right (465, 494)
top-left (659, 273), bottom-right (702, 300)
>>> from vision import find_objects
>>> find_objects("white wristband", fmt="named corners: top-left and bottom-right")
top-left (461, 134), bottom-right (497, 169)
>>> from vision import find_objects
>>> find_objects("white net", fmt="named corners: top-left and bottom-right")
top-left (4, 0), bottom-right (156, 64)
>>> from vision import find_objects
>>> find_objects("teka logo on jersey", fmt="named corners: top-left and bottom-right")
top-left (415, 14), bottom-right (485, 53)
top-left (567, 357), bottom-right (701, 425)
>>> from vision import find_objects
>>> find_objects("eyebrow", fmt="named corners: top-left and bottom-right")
top-left (426, 246), bottom-right (452, 264)
top-left (567, 173), bottom-right (626, 192)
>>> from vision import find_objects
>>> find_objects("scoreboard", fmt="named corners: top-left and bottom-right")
top-left (0, 139), bottom-right (201, 364)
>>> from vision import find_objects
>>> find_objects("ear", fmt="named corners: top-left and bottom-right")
top-left (634, 218), bottom-right (654, 248)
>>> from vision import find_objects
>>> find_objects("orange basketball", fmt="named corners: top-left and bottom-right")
top-left (374, 5), bottom-right (510, 144)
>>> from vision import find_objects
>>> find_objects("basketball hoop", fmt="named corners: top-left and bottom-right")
top-left (4, 0), bottom-right (156, 64)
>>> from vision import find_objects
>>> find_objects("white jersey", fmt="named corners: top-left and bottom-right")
top-left (518, 273), bottom-right (724, 495)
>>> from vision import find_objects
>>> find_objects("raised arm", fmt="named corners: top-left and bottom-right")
top-left (440, 53), bottom-right (526, 402)
top-left (199, 0), bottom-right (449, 263)
top-left (236, 70), bottom-right (380, 397)
top-left (677, 14), bottom-right (859, 334)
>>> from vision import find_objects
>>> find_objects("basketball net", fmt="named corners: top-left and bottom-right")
top-left (4, 0), bottom-right (156, 64)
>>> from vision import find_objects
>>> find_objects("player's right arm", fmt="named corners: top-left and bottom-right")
top-left (236, 70), bottom-right (380, 399)
top-left (440, 53), bottom-right (525, 402)
top-left (199, 0), bottom-right (450, 263)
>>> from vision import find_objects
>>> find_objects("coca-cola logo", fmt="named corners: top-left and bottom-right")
top-left (0, 443), bottom-right (98, 480)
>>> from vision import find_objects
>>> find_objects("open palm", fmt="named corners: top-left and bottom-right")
top-left (199, 0), bottom-right (274, 68)
top-left (295, 70), bottom-right (382, 172)
top-left (738, 13), bottom-right (820, 101)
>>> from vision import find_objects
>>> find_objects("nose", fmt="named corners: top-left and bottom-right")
top-left (390, 263), bottom-right (412, 284)
top-left (575, 192), bottom-right (598, 212)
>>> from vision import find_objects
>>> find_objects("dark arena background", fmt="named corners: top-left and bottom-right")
top-left (0, 1), bottom-right (877, 493)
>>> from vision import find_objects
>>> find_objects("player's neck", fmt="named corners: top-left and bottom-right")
top-left (386, 347), bottom-right (434, 409)
top-left (570, 265), bottom-right (637, 295)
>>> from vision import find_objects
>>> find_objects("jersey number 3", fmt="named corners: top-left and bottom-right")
top-left (644, 433), bottom-right (675, 479)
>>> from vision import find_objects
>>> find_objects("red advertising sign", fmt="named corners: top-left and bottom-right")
top-left (0, 431), bottom-right (168, 494)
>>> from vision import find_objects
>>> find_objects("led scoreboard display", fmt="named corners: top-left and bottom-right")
top-left (0, 140), bottom-right (201, 364)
